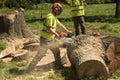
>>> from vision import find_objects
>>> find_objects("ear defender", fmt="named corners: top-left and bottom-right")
top-left (52, 2), bottom-right (63, 15)
top-left (59, 7), bottom-right (63, 13)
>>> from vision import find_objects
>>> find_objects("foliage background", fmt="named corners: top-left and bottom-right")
top-left (0, 0), bottom-right (116, 8)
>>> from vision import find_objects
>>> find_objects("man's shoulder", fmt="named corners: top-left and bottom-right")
top-left (45, 13), bottom-right (56, 20)
top-left (46, 13), bottom-right (54, 17)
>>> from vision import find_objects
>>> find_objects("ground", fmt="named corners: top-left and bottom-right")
top-left (25, 35), bottom-right (120, 80)
top-left (28, 46), bottom-right (119, 80)
top-left (1, 35), bottom-right (120, 80)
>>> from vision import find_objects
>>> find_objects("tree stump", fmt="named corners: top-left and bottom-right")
top-left (0, 11), bottom-right (35, 39)
top-left (67, 35), bottom-right (109, 80)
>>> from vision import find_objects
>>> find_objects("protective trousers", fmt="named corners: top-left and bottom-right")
top-left (72, 16), bottom-right (86, 36)
top-left (25, 37), bottom-right (63, 73)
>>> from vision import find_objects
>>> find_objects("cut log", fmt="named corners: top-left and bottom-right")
top-left (101, 36), bottom-right (120, 73)
top-left (67, 35), bottom-right (109, 80)
top-left (105, 42), bottom-right (117, 73)
top-left (1, 57), bottom-right (13, 62)
top-left (12, 50), bottom-right (28, 61)
top-left (101, 36), bottom-right (120, 54)
top-left (60, 48), bottom-right (71, 67)
top-left (0, 10), bottom-right (35, 39)
top-left (23, 42), bottom-right (40, 51)
top-left (0, 43), bottom-right (15, 59)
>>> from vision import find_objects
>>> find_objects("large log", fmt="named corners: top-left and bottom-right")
top-left (101, 36), bottom-right (120, 74)
top-left (67, 35), bottom-right (109, 80)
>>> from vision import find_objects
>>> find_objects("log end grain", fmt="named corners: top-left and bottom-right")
top-left (78, 60), bottom-right (108, 80)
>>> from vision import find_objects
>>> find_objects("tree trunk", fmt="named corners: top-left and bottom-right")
top-left (115, 0), bottom-right (120, 18)
top-left (67, 35), bottom-right (109, 80)
top-left (0, 11), bottom-right (35, 39)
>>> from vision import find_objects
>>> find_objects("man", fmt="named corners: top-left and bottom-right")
top-left (40, 2), bottom-right (72, 68)
top-left (70, 0), bottom-right (86, 36)
top-left (40, 2), bottom-right (71, 44)
top-left (26, 2), bottom-right (72, 72)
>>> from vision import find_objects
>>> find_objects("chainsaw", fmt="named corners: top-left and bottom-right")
top-left (59, 32), bottom-right (74, 43)
top-left (59, 32), bottom-right (73, 38)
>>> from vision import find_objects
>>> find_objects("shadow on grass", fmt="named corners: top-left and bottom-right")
top-left (60, 67), bottom-right (78, 80)
top-left (26, 15), bottom-right (120, 23)
top-left (9, 67), bottom-right (25, 75)
top-left (50, 67), bottom-right (78, 80)
top-left (26, 18), bottom-right (45, 23)
top-left (26, 17), bottom-right (72, 23)
top-left (85, 15), bottom-right (120, 23)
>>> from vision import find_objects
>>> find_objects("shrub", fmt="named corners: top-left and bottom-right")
top-left (4, 0), bottom-right (34, 9)
top-left (45, 0), bottom-right (57, 3)
top-left (5, 0), bottom-right (19, 8)
top-left (105, 0), bottom-right (116, 3)
top-left (0, 0), bottom-right (6, 8)
top-left (87, 0), bottom-right (105, 4)
top-left (18, 0), bottom-right (34, 9)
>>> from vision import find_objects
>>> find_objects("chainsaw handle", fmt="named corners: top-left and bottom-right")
top-left (59, 32), bottom-right (73, 38)
top-left (66, 33), bottom-right (74, 38)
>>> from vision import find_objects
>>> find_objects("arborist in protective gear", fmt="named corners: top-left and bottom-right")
top-left (40, 2), bottom-right (72, 68)
top-left (70, 0), bottom-right (87, 36)
top-left (40, 2), bottom-right (71, 42)
top-left (25, 2), bottom-right (72, 72)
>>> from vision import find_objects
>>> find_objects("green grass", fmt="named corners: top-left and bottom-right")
top-left (0, 40), bottom-right (7, 52)
top-left (25, 3), bottom-right (120, 36)
top-left (110, 69), bottom-right (120, 78)
top-left (0, 3), bottom-right (120, 80)
top-left (0, 8), bottom-right (14, 14)
top-left (0, 60), bottom-right (28, 80)
top-left (85, 4), bottom-right (115, 16)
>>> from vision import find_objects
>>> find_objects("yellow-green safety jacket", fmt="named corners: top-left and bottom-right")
top-left (70, 0), bottom-right (85, 17)
top-left (40, 13), bottom-right (61, 40)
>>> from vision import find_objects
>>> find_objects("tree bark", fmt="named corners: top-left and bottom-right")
top-left (67, 35), bottom-right (109, 80)
top-left (101, 36), bottom-right (120, 74)
top-left (115, 0), bottom-right (120, 18)
top-left (0, 11), bottom-right (35, 39)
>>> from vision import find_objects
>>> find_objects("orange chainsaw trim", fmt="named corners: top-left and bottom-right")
top-left (59, 32), bottom-right (68, 38)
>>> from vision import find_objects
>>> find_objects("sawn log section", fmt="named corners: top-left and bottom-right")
top-left (67, 35), bottom-right (109, 80)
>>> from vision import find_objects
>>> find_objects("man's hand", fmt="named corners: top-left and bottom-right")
top-left (67, 30), bottom-right (72, 34)
top-left (55, 33), bottom-right (60, 38)
top-left (67, 32), bottom-right (74, 38)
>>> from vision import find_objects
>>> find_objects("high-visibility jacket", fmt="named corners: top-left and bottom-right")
top-left (40, 13), bottom-right (61, 40)
top-left (70, 0), bottom-right (85, 17)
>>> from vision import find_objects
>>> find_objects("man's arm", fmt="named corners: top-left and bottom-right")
top-left (59, 23), bottom-right (72, 34)
top-left (48, 27), bottom-right (59, 37)
top-left (56, 18), bottom-right (72, 34)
